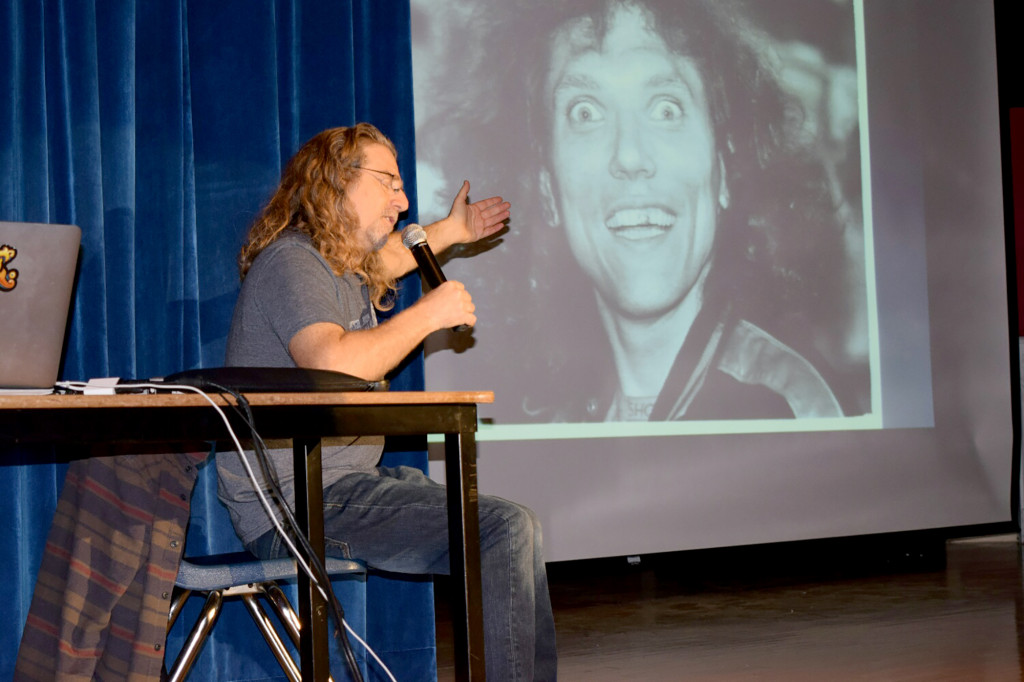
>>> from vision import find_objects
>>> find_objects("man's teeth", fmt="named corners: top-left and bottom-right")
top-left (606, 208), bottom-right (674, 230)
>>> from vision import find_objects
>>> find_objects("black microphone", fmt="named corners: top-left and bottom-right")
top-left (401, 223), bottom-right (447, 289)
top-left (401, 223), bottom-right (470, 332)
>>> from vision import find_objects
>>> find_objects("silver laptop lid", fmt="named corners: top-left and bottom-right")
top-left (0, 222), bottom-right (81, 393)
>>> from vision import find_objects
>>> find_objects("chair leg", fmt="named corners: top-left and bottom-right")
top-left (241, 591), bottom-right (303, 682)
top-left (165, 590), bottom-right (224, 682)
top-left (167, 588), bottom-right (192, 632)
top-left (257, 582), bottom-right (345, 682)
top-left (261, 582), bottom-right (301, 645)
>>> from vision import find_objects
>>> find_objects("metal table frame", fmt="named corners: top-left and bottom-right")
top-left (0, 390), bottom-right (492, 681)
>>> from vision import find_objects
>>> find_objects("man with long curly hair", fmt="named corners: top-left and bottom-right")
top-left (217, 123), bottom-right (557, 680)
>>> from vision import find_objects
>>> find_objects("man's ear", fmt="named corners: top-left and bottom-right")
top-left (717, 153), bottom-right (731, 210)
top-left (539, 168), bottom-right (560, 226)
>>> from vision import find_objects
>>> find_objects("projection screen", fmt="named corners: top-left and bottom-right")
top-left (411, 0), bottom-right (1014, 561)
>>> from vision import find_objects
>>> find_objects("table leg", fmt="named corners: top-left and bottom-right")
top-left (293, 437), bottom-right (331, 682)
top-left (444, 430), bottom-right (486, 680)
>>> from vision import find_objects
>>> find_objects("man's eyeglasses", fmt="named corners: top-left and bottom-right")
top-left (354, 166), bottom-right (404, 194)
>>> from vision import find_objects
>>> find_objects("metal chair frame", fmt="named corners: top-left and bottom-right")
top-left (165, 553), bottom-right (365, 682)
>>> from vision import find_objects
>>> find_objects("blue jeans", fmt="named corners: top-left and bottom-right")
top-left (246, 465), bottom-right (557, 681)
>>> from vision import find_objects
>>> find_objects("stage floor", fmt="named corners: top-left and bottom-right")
top-left (436, 533), bottom-right (1022, 681)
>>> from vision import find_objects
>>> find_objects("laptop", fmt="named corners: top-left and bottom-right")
top-left (0, 221), bottom-right (81, 394)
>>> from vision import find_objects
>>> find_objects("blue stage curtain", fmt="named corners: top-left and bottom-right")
top-left (1, 1), bottom-right (435, 679)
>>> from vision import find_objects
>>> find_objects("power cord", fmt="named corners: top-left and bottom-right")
top-left (214, 384), bottom-right (377, 682)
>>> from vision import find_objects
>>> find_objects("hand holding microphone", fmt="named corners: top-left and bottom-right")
top-left (402, 223), bottom-right (472, 332)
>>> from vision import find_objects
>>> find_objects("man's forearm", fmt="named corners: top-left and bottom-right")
top-left (290, 305), bottom-right (440, 382)
top-left (378, 219), bottom-right (458, 280)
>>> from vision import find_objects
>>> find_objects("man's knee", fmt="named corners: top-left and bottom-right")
top-left (479, 497), bottom-right (541, 547)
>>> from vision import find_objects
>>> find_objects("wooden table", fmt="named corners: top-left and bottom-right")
top-left (0, 389), bottom-right (493, 681)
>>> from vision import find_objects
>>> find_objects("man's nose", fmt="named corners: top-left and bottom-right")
top-left (609, 117), bottom-right (656, 180)
top-left (394, 188), bottom-right (410, 212)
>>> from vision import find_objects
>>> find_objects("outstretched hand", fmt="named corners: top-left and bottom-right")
top-left (447, 180), bottom-right (510, 245)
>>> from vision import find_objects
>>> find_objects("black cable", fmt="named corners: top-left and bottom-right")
top-left (212, 383), bottom-right (365, 682)
top-left (225, 388), bottom-right (364, 682)
top-left (228, 391), bottom-right (364, 682)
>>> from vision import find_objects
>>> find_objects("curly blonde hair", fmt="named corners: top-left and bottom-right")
top-left (238, 123), bottom-right (398, 309)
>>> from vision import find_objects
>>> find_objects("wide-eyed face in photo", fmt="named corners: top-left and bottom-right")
top-left (542, 2), bottom-right (728, 320)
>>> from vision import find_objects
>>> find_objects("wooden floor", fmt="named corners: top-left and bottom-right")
top-left (434, 532), bottom-right (1024, 681)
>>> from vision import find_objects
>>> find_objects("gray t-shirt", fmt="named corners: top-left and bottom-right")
top-left (216, 231), bottom-right (383, 544)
